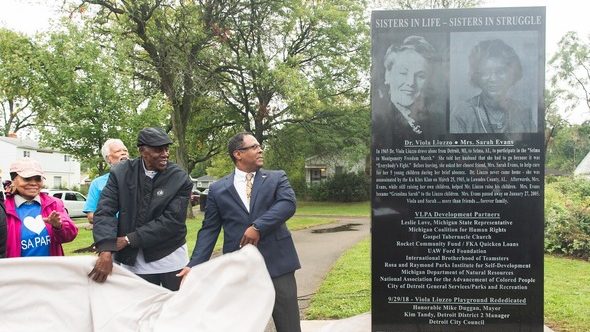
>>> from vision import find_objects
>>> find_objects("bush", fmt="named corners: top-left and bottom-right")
top-left (545, 176), bottom-right (590, 259)
top-left (326, 173), bottom-right (370, 202)
top-left (308, 173), bottom-right (369, 202)
top-left (290, 176), bottom-right (308, 200)
top-left (308, 181), bottom-right (329, 201)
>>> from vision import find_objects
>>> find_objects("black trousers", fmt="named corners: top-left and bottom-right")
top-left (136, 269), bottom-right (182, 291)
top-left (272, 272), bottom-right (301, 332)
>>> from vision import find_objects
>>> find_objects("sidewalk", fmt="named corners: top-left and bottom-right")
top-left (264, 217), bottom-right (370, 332)
top-left (301, 313), bottom-right (554, 332)
top-left (293, 216), bottom-right (370, 313)
top-left (293, 217), bottom-right (369, 332)
top-left (301, 313), bottom-right (370, 332)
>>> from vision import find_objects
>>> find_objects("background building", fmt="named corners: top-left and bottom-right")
top-left (0, 136), bottom-right (81, 189)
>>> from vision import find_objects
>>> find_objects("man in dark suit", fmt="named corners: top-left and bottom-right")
top-left (178, 132), bottom-right (301, 332)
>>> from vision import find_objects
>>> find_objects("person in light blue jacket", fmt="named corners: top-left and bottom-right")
top-left (83, 139), bottom-right (128, 225)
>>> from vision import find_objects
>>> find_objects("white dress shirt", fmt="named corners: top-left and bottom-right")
top-left (234, 168), bottom-right (255, 212)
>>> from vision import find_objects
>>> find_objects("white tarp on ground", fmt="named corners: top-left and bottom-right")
top-left (0, 245), bottom-right (274, 332)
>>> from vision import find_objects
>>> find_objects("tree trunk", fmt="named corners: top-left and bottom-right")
top-left (170, 102), bottom-right (195, 219)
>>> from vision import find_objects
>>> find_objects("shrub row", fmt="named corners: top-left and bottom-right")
top-left (306, 173), bottom-right (370, 202)
top-left (295, 173), bottom-right (590, 258)
top-left (545, 176), bottom-right (590, 259)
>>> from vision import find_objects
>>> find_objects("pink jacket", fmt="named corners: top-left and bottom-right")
top-left (4, 193), bottom-right (78, 257)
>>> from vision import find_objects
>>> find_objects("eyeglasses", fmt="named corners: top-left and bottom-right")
top-left (237, 143), bottom-right (264, 151)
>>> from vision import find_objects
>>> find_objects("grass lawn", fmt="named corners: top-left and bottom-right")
top-left (544, 255), bottom-right (590, 332)
top-left (296, 201), bottom-right (369, 216)
top-left (305, 237), bottom-right (371, 320)
top-left (305, 238), bottom-right (590, 332)
top-left (64, 212), bottom-right (219, 256)
top-left (63, 204), bottom-right (347, 256)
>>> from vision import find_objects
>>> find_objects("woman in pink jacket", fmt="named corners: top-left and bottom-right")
top-left (4, 158), bottom-right (78, 257)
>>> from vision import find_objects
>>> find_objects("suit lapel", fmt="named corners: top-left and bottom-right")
top-left (225, 173), bottom-right (249, 213)
top-left (249, 169), bottom-right (268, 212)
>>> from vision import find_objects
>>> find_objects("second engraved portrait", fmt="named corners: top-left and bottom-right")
top-left (449, 31), bottom-right (540, 134)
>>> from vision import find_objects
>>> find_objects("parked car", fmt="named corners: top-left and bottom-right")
top-left (42, 190), bottom-right (87, 218)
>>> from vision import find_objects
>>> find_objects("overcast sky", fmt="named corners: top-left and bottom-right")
top-left (482, 0), bottom-right (589, 56)
top-left (2, 0), bottom-right (587, 54)
top-left (1, 0), bottom-right (589, 122)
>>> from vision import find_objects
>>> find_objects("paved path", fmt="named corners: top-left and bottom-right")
top-left (263, 216), bottom-right (370, 332)
top-left (293, 216), bottom-right (371, 314)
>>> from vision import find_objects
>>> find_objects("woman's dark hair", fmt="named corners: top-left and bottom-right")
top-left (468, 39), bottom-right (522, 87)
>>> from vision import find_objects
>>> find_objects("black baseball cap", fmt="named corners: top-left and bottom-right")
top-left (137, 127), bottom-right (173, 147)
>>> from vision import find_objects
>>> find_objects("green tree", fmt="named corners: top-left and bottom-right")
top-left (197, 0), bottom-right (372, 194)
top-left (548, 32), bottom-right (590, 170)
top-left (215, 0), bottom-right (370, 144)
top-left (74, 0), bottom-right (372, 184)
top-left (370, 0), bottom-right (481, 9)
top-left (76, 0), bottom-right (238, 173)
top-left (550, 32), bottom-right (590, 115)
top-left (545, 87), bottom-right (568, 153)
top-left (35, 22), bottom-right (167, 174)
top-left (263, 103), bottom-right (370, 196)
top-left (0, 28), bottom-right (42, 136)
top-left (546, 122), bottom-right (590, 173)
top-left (206, 154), bottom-right (234, 178)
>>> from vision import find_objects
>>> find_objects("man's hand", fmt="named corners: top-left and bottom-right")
top-left (176, 266), bottom-right (191, 287)
top-left (86, 212), bottom-right (94, 224)
top-left (240, 226), bottom-right (260, 247)
top-left (44, 211), bottom-right (62, 229)
top-left (115, 236), bottom-right (129, 251)
top-left (88, 251), bottom-right (113, 283)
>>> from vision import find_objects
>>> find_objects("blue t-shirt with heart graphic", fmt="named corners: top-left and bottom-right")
top-left (17, 201), bottom-right (50, 256)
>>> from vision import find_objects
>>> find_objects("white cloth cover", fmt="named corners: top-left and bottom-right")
top-left (0, 245), bottom-right (274, 332)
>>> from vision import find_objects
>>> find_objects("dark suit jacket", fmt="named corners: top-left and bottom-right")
top-left (188, 169), bottom-right (301, 278)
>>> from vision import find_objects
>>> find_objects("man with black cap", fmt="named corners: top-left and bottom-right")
top-left (89, 127), bottom-right (193, 291)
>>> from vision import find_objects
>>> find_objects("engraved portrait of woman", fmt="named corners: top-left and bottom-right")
top-left (450, 38), bottom-right (536, 133)
top-left (373, 35), bottom-right (447, 146)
